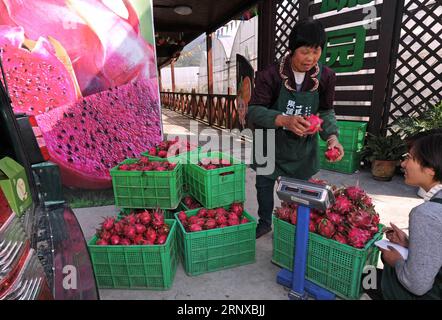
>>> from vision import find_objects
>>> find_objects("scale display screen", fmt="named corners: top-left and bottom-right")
top-left (277, 177), bottom-right (335, 211)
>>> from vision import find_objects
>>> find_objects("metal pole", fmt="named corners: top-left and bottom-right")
top-left (206, 32), bottom-right (214, 125)
top-left (289, 205), bottom-right (310, 300)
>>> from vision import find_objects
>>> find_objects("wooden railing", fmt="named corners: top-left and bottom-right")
top-left (160, 91), bottom-right (241, 130)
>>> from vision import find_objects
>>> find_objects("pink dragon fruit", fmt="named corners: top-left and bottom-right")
top-left (305, 114), bottom-right (323, 134)
top-left (35, 80), bottom-right (162, 189)
top-left (0, 25), bottom-right (78, 115)
top-left (348, 210), bottom-right (373, 229)
top-left (361, 196), bottom-right (373, 207)
top-left (275, 207), bottom-right (291, 222)
top-left (347, 227), bottom-right (372, 248)
top-left (345, 186), bottom-right (366, 201)
top-left (178, 211), bottom-right (187, 222)
top-left (371, 213), bottom-right (380, 225)
top-left (204, 218), bottom-right (217, 230)
top-left (101, 217), bottom-right (115, 231)
top-left (333, 233), bottom-right (348, 245)
top-left (368, 224), bottom-right (379, 236)
top-left (310, 211), bottom-right (322, 221)
top-left (336, 224), bottom-right (347, 234)
top-left (0, 0), bottom-right (157, 96)
top-left (333, 195), bottom-right (353, 214)
top-left (309, 220), bottom-right (317, 232)
top-left (326, 210), bottom-right (344, 225)
top-left (325, 147), bottom-right (341, 161)
top-left (317, 218), bottom-right (336, 238)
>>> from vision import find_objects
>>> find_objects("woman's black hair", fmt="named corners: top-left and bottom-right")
top-left (288, 18), bottom-right (326, 52)
top-left (406, 130), bottom-right (442, 182)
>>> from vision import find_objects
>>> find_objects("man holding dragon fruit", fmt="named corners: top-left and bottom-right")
top-left (247, 18), bottom-right (344, 238)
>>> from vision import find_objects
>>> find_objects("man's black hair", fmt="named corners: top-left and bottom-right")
top-left (288, 18), bottom-right (326, 53)
top-left (407, 130), bottom-right (442, 182)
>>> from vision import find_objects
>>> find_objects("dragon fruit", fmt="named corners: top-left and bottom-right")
top-left (216, 214), bottom-right (227, 225)
top-left (275, 207), bottom-right (291, 222)
top-left (178, 211), bottom-right (187, 222)
top-left (336, 224), bottom-right (347, 234)
top-left (305, 114), bottom-right (323, 134)
top-left (189, 224), bottom-right (202, 232)
top-left (333, 195), bottom-right (353, 214)
top-left (204, 218), bottom-right (217, 230)
top-left (345, 186), bottom-right (365, 201)
top-left (101, 217), bottom-right (115, 231)
top-left (35, 80), bottom-right (161, 189)
top-left (348, 210), bottom-right (373, 229)
top-left (317, 218), bottom-right (336, 238)
top-left (333, 233), bottom-right (348, 245)
top-left (196, 218), bottom-right (206, 227)
top-left (361, 196), bottom-right (373, 207)
top-left (325, 147), bottom-right (341, 161)
top-left (347, 227), bottom-right (371, 248)
top-left (0, 25), bottom-right (78, 115)
top-left (0, 0), bottom-right (157, 96)
top-left (326, 210), bottom-right (344, 225)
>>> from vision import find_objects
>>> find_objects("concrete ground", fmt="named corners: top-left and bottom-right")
top-left (73, 108), bottom-right (423, 300)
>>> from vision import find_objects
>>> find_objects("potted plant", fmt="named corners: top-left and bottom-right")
top-left (362, 133), bottom-right (407, 181)
top-left (392, 100), bottom-right (442, 138)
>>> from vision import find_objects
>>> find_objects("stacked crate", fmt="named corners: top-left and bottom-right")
top-left (175, 151), bottom-right (257, 276)
top-left (87, 156), bottom-right (184, 290)
top-left (319, 121), bottom-right (368, 174)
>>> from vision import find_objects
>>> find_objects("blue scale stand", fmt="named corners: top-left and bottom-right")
top-left (275, 177), bottom-right (336, 300)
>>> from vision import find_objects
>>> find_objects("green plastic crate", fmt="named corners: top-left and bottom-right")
top-left (186, 151), bottom-right (246, 209)
top-left (272, 215), bottom-right (383, 300)
top-left (319, 121), bottom-right (367, 152)
top-left (319, 147), bottom-right (362, 174)
top-left (110, 158), bottom-right (183, 209)
top-left (175, 208), bottom-right (257, 276)
top-left (87, 219), bottom-right (179, 289)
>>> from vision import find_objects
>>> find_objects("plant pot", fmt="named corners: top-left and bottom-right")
top-left (371, 160), bottom-right (398, 181)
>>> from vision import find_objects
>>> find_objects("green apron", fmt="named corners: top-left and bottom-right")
top-left (381, 198), bottom-right (442, 300)
top-left (252, 67), bottom-right (321, 180)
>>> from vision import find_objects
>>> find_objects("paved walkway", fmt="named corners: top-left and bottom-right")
top-left (73, 108), bottom-right (423, 300)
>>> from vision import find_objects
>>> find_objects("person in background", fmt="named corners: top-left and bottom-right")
top-left (378, 130), bottom-right (442, 299)
top-left (247, 18), bottom-right (344, 239)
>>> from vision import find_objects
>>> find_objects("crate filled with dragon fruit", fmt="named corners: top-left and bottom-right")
top-left (272, 183), bottom-right (384, 300)
top-left (186, 151), bottom-right (246, 209)
top-left (88, 210), bottom-right (178, 289)
top-left (110, 157), bottom-right (183, 209)
top-left (142, 139), bottom-right (201, 190)
top-left (175, 203), bottom-right (256, 276)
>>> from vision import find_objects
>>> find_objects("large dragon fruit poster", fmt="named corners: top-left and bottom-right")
top-left (0, 0), bottom-right (162, 201)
